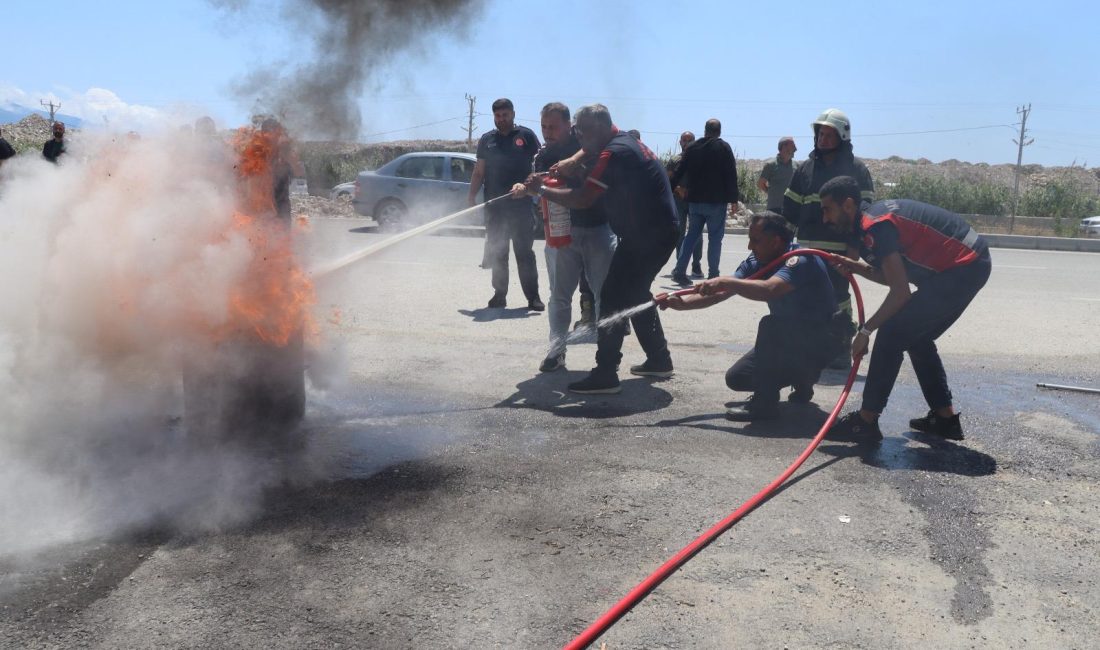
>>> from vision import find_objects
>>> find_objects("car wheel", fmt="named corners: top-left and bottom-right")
top-left (374, 199), bottom-right (407, 230)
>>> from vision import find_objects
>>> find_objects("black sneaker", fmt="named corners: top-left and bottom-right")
top-left (528, 298), bottom-right (546, 312)
top-left (671, 274), bottom-right (692, 287)
top-left (539, 354), bottom-right (565, 373)
top-left (788, 384), bottom-right (814, 404)
top-left (629, 358), bottom-right (673, 378)
top-left (909, 410), bottom-right (964, 440)
top-left (828, 411), bottom-right (883, 444)
top-left (568, 369), bottom-right (621, 394)
top-left (690, 265), bottom-right (704, 278)
top-left (725, 401), bottom-right (779, 421)
top-left (487, 294), bottom-right (506, 309)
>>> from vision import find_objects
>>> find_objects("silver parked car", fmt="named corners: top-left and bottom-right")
top-left (329, 181), bottom-right (356, 201)
top-left (351, 152), bottom-right (483, 229)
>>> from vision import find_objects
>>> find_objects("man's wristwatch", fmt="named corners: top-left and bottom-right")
top-left (536, 185), bottom-right (547, 197)
top-left (858, 326), bottom-right (873, 338)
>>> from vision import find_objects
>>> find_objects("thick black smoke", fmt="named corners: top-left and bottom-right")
top-left (214, 0), bottom-right (483, 140)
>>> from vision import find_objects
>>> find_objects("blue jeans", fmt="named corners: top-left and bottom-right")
top-left (673, 202), bottom-right (726, 278)
top-left (545, 224), bottom-right (617, 357)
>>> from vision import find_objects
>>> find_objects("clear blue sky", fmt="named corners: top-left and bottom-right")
top-left (5, 0), bottom-right (1100, 166)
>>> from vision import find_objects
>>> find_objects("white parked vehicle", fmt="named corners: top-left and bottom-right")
top-left (1079, 216), bottom-right (1100, 237)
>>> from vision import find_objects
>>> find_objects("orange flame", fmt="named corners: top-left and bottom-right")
top-left (218, 127), bottom-right (316, 346)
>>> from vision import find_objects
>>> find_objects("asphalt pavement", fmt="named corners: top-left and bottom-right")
top-left (2, 218), bottom-right (1098, 649)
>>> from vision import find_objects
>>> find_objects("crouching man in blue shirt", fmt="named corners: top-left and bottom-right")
top-left (661, 212), bottom-right (841, 421)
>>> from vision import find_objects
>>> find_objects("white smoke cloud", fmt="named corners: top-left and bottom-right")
top-left (0, 83), bottom-right (167, 130)
top-left (0, 128), bottom-right (324, 556)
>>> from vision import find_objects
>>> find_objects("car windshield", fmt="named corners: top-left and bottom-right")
top-left (396, 156), bottom-right (444, 180)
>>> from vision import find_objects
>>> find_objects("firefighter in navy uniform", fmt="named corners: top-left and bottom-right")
top-left (818, 176), bottom-right (992, 443)
top-left (660, 212), bottom-right (840, 421)
top-left (782, 108), bottom-right (874, 368)
top-left (527, 103), bottom-right (680, 394)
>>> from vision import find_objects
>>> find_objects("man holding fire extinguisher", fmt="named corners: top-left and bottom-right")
top-left (512, 102), bottom-right (617, 373)
top-left (523, 104), bottom-right (679, 394)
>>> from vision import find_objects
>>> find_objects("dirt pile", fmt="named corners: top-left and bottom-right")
top-left (291, 193), bottom-right (358, 219)
top-left (0, 114), bottom-right (58, 154)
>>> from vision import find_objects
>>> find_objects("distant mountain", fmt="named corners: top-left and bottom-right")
top-left (0, 105), bottom-right (83, 127)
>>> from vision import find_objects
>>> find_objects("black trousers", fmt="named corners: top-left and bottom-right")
top-left (486, 201), bottom-right (539, 301)
top-left (862, 255), bottom-right (991, 414)
top-left (726, 314), bottom-right (838, 405)
top-left (595, 233), bottom-right (678, 372)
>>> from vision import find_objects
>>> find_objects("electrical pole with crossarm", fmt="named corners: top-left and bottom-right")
top-left (1010, 103), bottom-right (1034, 233)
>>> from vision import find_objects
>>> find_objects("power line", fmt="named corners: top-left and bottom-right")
top-left (360, 116), bottom-right (464, 139)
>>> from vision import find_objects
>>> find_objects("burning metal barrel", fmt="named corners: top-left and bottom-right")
top-left (184, 125), bottom-right (312, 443)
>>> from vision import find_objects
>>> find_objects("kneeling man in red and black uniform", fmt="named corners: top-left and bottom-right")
top-left (819, 176), bottom-right (992, 443)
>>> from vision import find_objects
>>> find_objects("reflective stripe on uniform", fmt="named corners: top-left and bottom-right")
top-left (961, 226), bottom-right (979, 249)
top-left (784, 188), bottom-right (804, 204)
top-left (796, 238), bottom-right (847, 252)
top-left (861, 190), bottom-right (875, 200)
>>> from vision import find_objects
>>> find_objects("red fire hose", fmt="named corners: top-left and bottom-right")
top-left (564, 248), bottom-right (866, 650)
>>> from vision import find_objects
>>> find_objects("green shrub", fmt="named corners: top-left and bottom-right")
top-left (877, 174), bottom-right (1010, 216)
top-left (1019, 177), bottom-right (1100, 236)
top-left (737, 161), bottom-right (761, 205)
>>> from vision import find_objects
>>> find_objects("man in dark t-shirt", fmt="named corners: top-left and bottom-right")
top-left (42, 122), bottom-right (66, 163)
top-left (468, 98), bottom-right (542, 310)
top-left (820, 176), bottom-right (992, 444)
top-left (661, 213), bottom-right (839, 420)
top-left (526, 103), bottom-right (679, 394)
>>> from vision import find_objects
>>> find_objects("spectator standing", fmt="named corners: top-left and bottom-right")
top-left (782, 108), bottom-right (875, 369)
top-left (0, 127), bottom-right (15, 170)
top-left (527, 104), bottom-right (680, 394)
top-left (42, 122), bottom-right (66, 163)
top-left (468, 98), bottom-right (543, 310)
top-left (666, 131), bottom-right (703, 278)
top-left (261, 118), bottom-right (305, 220)
top-left (669, 119), bottom-right (739, 284)
top-left (757, 136), bottom-right (797, 212)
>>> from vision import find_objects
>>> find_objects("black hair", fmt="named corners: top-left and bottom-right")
top-left (491, 98), bottom-right (514, 112)
top-left (818, 176), bottom-right (862, 206)
top-left (750, 211), bottom-right (794, 244)
top-left (541, 102), bottom-right (570, 122)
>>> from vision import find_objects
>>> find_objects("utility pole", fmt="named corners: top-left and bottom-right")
top-left (1010, 103), bottom-right (1034, 234)
top-left (463, 94), bottom-right (477, 152)
top-left (40, 99), bottom-right (61, 123)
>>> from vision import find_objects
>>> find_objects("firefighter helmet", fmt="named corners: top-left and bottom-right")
top-left (812, 108), bottom-right (851, 142)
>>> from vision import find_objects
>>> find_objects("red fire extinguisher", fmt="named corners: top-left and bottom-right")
top-left (539, 176), bottom-right (572, 248)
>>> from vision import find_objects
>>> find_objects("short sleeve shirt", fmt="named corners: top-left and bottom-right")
top-left (734, 244), bottom-right (836, 321)
top-left (759, 157), bottom-right (795, 212)
top-left (584, 130), bottom-right (678, 245)
top-left (476, 126), bottom-right (540, 200)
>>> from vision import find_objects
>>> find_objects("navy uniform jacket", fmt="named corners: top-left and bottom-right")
top-left (734, 243), bottom-right (836, 323)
